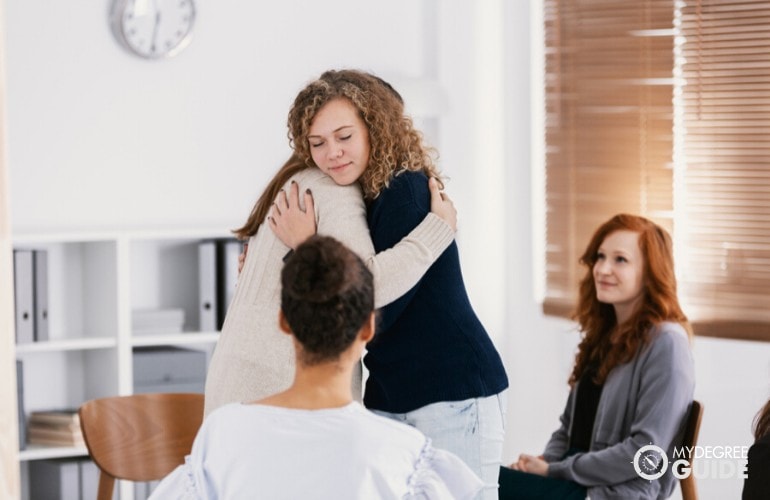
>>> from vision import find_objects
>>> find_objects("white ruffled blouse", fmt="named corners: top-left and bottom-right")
top-left (149, 401), bottom-right (482, 500)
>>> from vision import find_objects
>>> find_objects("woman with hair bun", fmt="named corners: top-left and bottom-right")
top-left (150, 236), bottom-right (483, 500)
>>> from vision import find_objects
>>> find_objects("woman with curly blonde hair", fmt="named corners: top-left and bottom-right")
top-left (268, 69), bottom-right (509, 499)
top-left (204, 71), bottom-right (458, 416)
top-left (499, 214), bottom-right (695, 500)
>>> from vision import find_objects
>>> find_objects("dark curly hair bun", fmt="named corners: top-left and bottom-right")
top-left (281, 236), bottom-right (374, 364)
top-left (283, 239), bottom-right (349, 303)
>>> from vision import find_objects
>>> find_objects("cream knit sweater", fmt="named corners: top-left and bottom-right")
top-left (203, 168), bottom-right (454, 416)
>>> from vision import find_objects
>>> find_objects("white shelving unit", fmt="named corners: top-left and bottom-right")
top-left (13, 228), bottom-right (231, 500)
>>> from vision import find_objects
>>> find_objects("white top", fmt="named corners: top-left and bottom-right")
top-left (149, 402), bottom-right (483, 500)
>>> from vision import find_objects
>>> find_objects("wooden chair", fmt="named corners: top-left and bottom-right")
top-left (680, 400), bottom-right (704, 500)
top-left (79, 393), bottom-right (204, 500)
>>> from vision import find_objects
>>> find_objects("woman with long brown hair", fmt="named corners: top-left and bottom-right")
top-left (499, 214), bottom-right (695, 499)
top-left (267, 69), bottom-right (509, 499)
top-left (743, 398), bottom-right (770, 499)
top-left (203, 76), bottom-right (458, 416)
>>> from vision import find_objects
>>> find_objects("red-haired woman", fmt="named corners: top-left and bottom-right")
top-left (499, 214), bottom-right (695, 499)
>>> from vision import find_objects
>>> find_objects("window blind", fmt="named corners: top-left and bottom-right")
top-left (542, 0), bottom-right (676, 317)
top-left (542, 0), bottom-right (770, 341)
top-left (676, 0), bottom-right (770, 340)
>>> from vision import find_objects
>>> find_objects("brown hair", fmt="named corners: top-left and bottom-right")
top-left (233, 70), bottom-right (443, 239)
top-left (569, 214), bottom-right (692, 386)
top-left (753, 399), bottom-right (770, 441)
top-left (281, 235), bottom-right (374, 365)
top-left (232, 154), bottom-right (305, 239)
top-left (287, 69), bottom-right (443, 200)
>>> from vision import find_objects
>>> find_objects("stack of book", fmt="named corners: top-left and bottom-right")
top-left (26, 409), bottom-right (84, 448)
top-left (132, 308), bottom-right (186, 336)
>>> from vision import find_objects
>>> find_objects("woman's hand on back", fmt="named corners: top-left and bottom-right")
top-left (429, 177), bottom-right (457, 232)
top-left (237, 242), bottom-right (248, 274)
top-left (269, 180), bottom-right (317, 250)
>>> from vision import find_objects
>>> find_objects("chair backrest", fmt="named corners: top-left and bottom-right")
top-left (79, 392), bottom-right (204, 500)
top-left (680, 400), bottom-right (704, 500)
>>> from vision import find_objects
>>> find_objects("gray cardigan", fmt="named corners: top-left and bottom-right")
top-left (544, 322), bottom-right (695, 500)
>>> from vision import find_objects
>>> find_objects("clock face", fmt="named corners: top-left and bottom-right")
top-left (112, 0), bottom-right (196, 59)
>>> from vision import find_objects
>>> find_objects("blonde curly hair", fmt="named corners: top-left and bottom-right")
top-left (233, 70), bottom-right (444, 239)
top-left (287, 69), bottom-right (443, 199)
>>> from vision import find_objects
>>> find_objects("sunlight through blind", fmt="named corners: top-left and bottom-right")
top-left (676, 0), bottom-right (770, 340)
top-left (543, 0), bottom-right (770, 341)
top-left (542, 0), bottom-right (676, 317)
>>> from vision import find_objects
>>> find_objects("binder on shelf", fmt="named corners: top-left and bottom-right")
top-left (79, 459), bottom-right (101, 500)
top-left (198, 240), bottom-right (218, 332)
top-left (136, 480), bottom-right (161, 500)
top-left (221, 239), bottom-right (242, 317)
top-left (29, 458), bottom-right (100, 500)
top-left (198, 238), bottom-right (242, 331)
top-left (13, 249), bottom-right (35, 344)
top-left (29, 459), bottom-right (81, 500)
top-left (33, 249), bottom-right (49, 341)
top-left (16, 360), bottom-right (26, 451)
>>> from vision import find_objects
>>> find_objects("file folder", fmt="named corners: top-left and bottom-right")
top-left (33, 249), bottom-right (49, 341)
top-left (198, 241), bottom-right (218, 332)
top-left (198, 238), bottom-right (242, 332)
top-left (16, 360), bottom-right (25, 450)
top-left (79, 459), bottom-right (101, 500)
top-left (13, 249), bottom-right (35, 344)
top-left (220, 239), bottom-right (242, 318)
top-left (29, 459), bottom-right (80, 499)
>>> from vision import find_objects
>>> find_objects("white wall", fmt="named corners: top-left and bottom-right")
top-left (4, 1), bottom-right (769, 499)
top-left (5, 0), bottom-right (427, 231)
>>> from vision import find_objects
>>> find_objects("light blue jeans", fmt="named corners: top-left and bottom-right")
top-left (372, 391), bottom-right (507, 500)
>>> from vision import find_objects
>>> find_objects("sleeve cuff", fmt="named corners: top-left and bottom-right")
top-left (411, 213), bottom-right (455, 258)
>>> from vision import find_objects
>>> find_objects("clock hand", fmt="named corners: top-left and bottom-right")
top-left (151, 11), bottom-right (161, 54)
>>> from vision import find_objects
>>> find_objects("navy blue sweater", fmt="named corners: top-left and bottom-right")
top-left (363, 171), bottom-right (509, 413)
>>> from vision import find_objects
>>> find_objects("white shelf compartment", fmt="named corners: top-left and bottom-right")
top-left (18, 349), bottom-right (119, 414)
top-left (11, 236), bottom-right (119, 343)
top-left (132, 332), bottom-right (219, 347)
top-left (18, 444), bottom-right (88, 462)
top-left (15, 337), bottom-right (116, 353)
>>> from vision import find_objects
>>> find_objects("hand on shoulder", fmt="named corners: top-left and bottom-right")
top-left (269, 180), bottom-right (317, 250)
top-left (428, 177), bottom-right (457, 232)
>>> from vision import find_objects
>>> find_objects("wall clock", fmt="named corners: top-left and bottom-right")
top-left (111, 0), bottom-right (196, 60)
